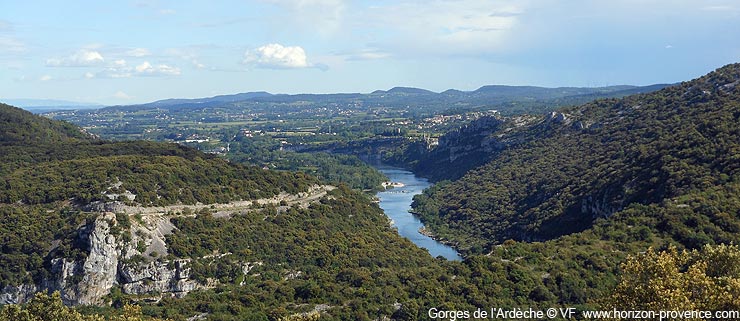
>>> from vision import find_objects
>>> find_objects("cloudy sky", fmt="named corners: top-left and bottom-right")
top-left (1, 0), bottom-right (739, 105)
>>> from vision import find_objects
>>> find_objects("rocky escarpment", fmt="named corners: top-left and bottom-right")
top-left (406, 115), bottom-right (544, 181)
top-left (118, 260), bottom-right (201, 297)
top-left (0, 212), bottom-right (207, 305)
top-left (1, 213), bottom-right (119, 305)
top-left (1, 186), bottom-right (332, 306)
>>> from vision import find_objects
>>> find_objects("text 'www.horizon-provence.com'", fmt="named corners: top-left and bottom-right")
top-left (428, 307), bottom-right (740, 320)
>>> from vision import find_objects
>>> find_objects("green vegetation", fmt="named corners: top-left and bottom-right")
top-left (0, 204), bottom-right (94, 287)
top-left (2, 155), bottom-right (317, 206)
top-left (0, 291), bottom-right (168, 321)
top-left (605, 244), bottom-right (740, 312)
top-left (0, 103), bottom-right (315, 289)
top-left (43, 83), bottom-right (667, 192)
top-left (381, 116), bottom-right (516, 181)
top-left (383, 63), bottom-right (740, 309)
top-left (228, 137), bottom-right (387, 190)
top-left (93, 186), bottom-right (614, 320)
top-left (0, 103), bottom-right (89, 145)
top-left (1, 99), bottom-right (621, 319)
top-left (413, 63), bottom-right (740, 254)
top-left (1, 65), bottom-right (737, 320)
top-left (0, 104), bottom-right (317, 207)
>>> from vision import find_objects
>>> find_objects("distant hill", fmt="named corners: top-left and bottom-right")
top-left (0, 103), bottom-right (91, 144)
top-left (1, 99), bottom-right (103, 113)
top-left (0, 102), bottom-right (558, 319)
top-left (410, 63), bottom-right (740, 254)
top-left (0, 103), bottom-right (316, 205)
top-left (382, 87), bottom-right (436, 95)
top-left (471, 84), bottom-right (635, 99)
top-left (97, 84), bottom-right (671, 116)
top-left (146, 91), bottom-right (274, 107)
top-left (0, 101), bottom-right (324, 306)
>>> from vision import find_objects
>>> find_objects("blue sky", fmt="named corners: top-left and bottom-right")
top-left (1, 0), bottom-right (739, 105)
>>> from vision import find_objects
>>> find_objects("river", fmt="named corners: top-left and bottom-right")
top-left (374, 165), bottom-right (463, 261)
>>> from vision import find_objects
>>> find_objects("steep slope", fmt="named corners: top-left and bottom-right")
top-left (413, 63), bottom-right (740, 253)
top-left (384, 114), bottom-right (544, 181)
top-left (0, 104), bottom-right (318, 205)
top-left (0, 102), bottom-right (604, 320)
top-left (0, 103), bottom-right (90, 144)
top-left (0, 104), bottom-right (319, 305)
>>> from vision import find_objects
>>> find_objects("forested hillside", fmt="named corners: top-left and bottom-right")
top-left (3, 64), bottom-right (739, 320)
top-left (0, 99), bottom-right (618, 320)
top-left (0, 99), bottom-right (580, 320)
top-left (413, 63), bottom-right (740, 253)
top-left (0, 102), bottom-right (90, 144)
top-left (0, 104), bottom-right (317, 206)
top-left (96, 84), bottom-right (668, 117)
top-left (0, 104), bottom-right (315, 302)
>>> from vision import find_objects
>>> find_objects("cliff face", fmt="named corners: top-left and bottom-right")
top-left (407, 115), bottom-right (546, 181)
top-left (0, 186), bottom-right (331, 306)
top-left (0, 211), bottom-right (208, 305)
top-left (118, 260), bottom-right (201, 297)
top-left (76, 212), bottom-right (119, 305)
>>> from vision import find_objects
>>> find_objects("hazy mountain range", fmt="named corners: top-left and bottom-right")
top-left (5, 83), bottom-right (671, 115)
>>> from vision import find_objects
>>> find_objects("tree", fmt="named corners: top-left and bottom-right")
top-left (604, 244), bottom-right (740, 314)
top-left (0, 291), bottom-right (169, 321)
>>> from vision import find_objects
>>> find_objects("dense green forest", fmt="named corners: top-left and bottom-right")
top-left (82, 185), bottom-right (627, 320)
top-left (412, 63), bottom-right (740, 254)
top-left (1, 155), bottom-right (317, 206)
top-left (2, 63), bottom-right (739, 320)
top-left (226, 137), bottom-right (387, 191)
top-left (0, 102), bottom-right (89, 144)
top-left (0, 104), bottom-right (317, 207)
top-left (0, 83), bottom-right (632, 320)
top-left (0, 103), bottom-right (598, 320)
top-left (0, 103), bottom-right (315, 291)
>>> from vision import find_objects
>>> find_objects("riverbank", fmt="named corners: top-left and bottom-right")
top-left (372, 165), bottom-right (463, 261)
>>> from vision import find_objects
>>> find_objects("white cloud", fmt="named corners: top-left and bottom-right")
top-left (135, 61), bottom-right (153, 73)
top-left (113, 91), bottom-right (132, 100)
top-left (261, 0), bottom-right (346, 35)
top-left (366, 0), bottom-right (523, 55)
top-left (125, 48), bottom-right (151, 57)
top-left (46, 49), bottom-right (105, 67)
top-left (90, 61), bottom-right (181, 78)
top-left (94, 68), bottom-right (132, 79)
top-left (134, 61), bottom-right (181, 76)
top-left (336, 48), bottom-right (391, 61)
top-left (159, 9), bottom-right (176, 15)
top-left (39, 75), bottom-right (52, 81)
top-left (244, 43), bottom-right (313, 69)
top-left (0, 36), bottom-right (26, 54)
top-left (0, 20), bottom-right (11, 31)
top-left (702, 5), bottom-right (737, 11)
top-left (162, 47), bottom-right (210, 69)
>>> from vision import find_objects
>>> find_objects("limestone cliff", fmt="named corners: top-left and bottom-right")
top-left (0, 211), bottom-right (207, 305)
top-left (1, 186), bottom-right (331, 306)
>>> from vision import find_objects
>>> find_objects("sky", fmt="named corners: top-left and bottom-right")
top-left (1, 0), bottom-right (739, 105)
